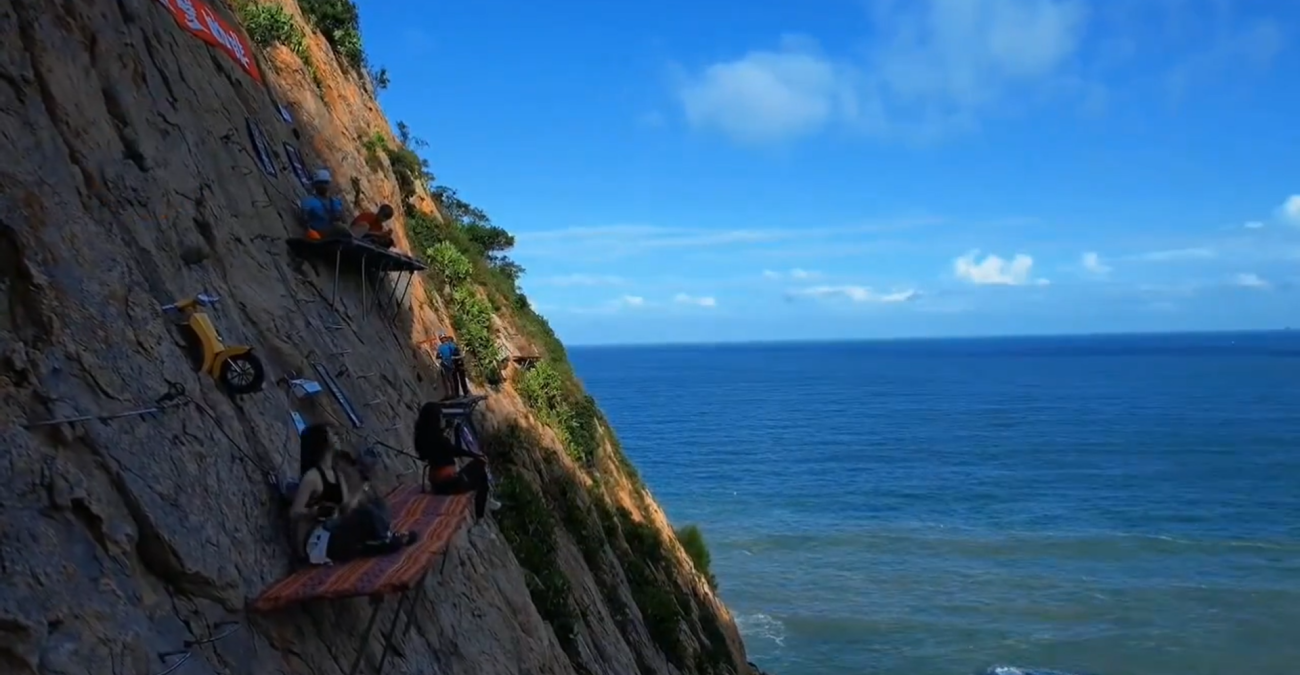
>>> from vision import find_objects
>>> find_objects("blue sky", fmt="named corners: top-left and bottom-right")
top-left (357, 0), bottom-right (1300, 345)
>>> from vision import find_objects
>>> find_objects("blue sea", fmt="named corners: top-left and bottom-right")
top-left (569, 332), bottom-right (1300, 675)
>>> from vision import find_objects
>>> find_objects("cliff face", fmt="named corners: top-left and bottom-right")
top-left (0, 1), bottom-right (755, 674)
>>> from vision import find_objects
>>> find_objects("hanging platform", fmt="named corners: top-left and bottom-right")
top-left (251, 487), bottom-right (470, 611)
top-left (286, 236), bottom-right (425, 322)
top-left (251, 487), bottom-right (473, 675)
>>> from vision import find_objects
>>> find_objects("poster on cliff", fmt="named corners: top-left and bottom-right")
top-left (154, 0), bottom-right (263, 84)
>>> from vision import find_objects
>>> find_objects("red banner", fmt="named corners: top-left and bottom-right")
top-left (155, 0), bottom-right (263, 84)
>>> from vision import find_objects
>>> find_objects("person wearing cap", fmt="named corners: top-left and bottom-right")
top-left (436, 332), bottom-right (470, 399)
top-left (352, 203), bottom-right (396, 248)
top-left (299, 169), bottom-right (351, 241)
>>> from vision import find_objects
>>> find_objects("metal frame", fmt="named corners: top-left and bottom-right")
top-left (344, 547), bottom-right (454, 675)
top-left (324, 243), bottom-right (417, 323)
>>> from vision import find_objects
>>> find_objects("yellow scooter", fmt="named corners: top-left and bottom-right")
top-left (162, 293), bottom-right (266, 396)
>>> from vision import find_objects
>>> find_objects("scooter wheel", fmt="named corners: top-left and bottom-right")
top-left (219, 352), bottom-right (266, 395)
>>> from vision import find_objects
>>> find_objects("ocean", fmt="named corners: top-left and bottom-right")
top-left (568, 331), bottom-right (1300, 675)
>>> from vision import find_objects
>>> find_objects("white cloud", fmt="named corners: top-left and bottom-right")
top-left (673, 293), bottom-right (718, 307)
top-left (535, 273), bottom-right (625, 287)
top-left (515, 219), bottom-right (938, 260)
top-left (674, 0), bottom-right (1091, 143)
top-left (762, 267), bottom-right (821, 280)
top-left (1080, 251), bottom-right (1111, 276)
top-left (1243, 220), bottom-right (1265, 230)
top-left (1130, 247), bottom-right (1217, 262)
top-left (1278, 195), bottom-right (1300, 226)
top-left (790, 285), bottom-right (919, 303)
top-left (619, 295), bottom-right (645, 307)
top-left (1233, 272), bottom-right (1271, 289)
top-left (677, 36), bottom-right (852, 143)
top-left (953, 249), bottom-right (1047, 286)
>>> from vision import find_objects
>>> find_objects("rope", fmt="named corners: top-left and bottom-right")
top-left (191, 400), bottom-right (278, 479)
top-left (22, 381), bottom-right (192, 428)
top-left (154, 620), bottom-right (242, 675)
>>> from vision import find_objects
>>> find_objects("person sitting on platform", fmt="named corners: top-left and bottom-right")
top-left (290, 423), bottom-right (415, 565)
top-left (352, 204), bottom-right (396, 248)
top-left (414, 402), bottom-right (497, 520)
top-left (436, 332), bottom-right (471, 400)
top-left (298, 169), bottom-right (351, 241)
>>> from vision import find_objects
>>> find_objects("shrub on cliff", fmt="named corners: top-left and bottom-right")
top-left (516, 362), bottom-right (600, 467)
top-left (297, 0), bottom-right (365, 70)
top-left (429, 241), bottom-right (472, 286)
top-left (449, 287), bottom-right (504, 385)
top-left (675, 524), bottom-right (718, 590)
top-left (234, 1), bottom-right (320, 85)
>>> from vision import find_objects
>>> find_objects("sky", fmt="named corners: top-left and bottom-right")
top-left (356, 0), bottom-right (1300, 345)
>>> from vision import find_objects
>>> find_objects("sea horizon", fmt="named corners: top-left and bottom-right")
top-left (565, 327), bottom-right (1295, 350)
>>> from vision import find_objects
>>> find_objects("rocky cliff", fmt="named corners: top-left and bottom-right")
top-left (0, 1), bottom-right (758, 674)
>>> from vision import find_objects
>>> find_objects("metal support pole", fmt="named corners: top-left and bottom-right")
top-left (369, 262), bottom-right (391, 317)
top-left (391, 272), bottom-right (414, 321)
top-left (373, 585), bottom-right (422, 675)
top-left (345, 598), bottom-right (385, 675)
top-left (379, 264), bottom-right (399, 314)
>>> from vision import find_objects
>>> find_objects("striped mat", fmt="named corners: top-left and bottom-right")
top-left (251, 485), bottom-right (472, 612)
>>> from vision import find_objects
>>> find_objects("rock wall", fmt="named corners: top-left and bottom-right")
top-left (0, 0), bottom-right (755, 674)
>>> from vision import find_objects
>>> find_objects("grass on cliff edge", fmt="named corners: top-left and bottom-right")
top-left (675, 524), bottom-right (718, 590)
top-left (296, 0), bottom-right (366, 71)
top-left (233, 1), bottom-right (322, 88)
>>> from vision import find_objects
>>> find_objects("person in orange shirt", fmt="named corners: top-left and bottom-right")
top-left (351, 204), bottom-right (395, 247)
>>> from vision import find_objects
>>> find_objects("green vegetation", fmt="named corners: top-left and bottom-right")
top-left (490, 436), bottom-right (581, 660)
top-left (296, 0), bottom-right (365, 70)
top-left (517, 362), bottom-right (602, 467)
top-left (361, 131), bottom-right (387, 170)
top-left (616, 508), bottom-right (688, 667)
top-left (429, 241), bottom-right (472, 285)
top-left (233, 1), bottom-right (320, 87)
top-left (675, 524), bottom-right (718, 590)
top-left (449, 286), bottom-right (504, 385)
top-left (386, 123), bottom-right (434, 206)
top-left (384, 127), bottom-right (637, 477)
top-left (368, 65), bottom-right (389, 91)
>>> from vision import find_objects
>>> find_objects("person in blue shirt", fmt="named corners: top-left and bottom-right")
top-left (436, 332), bottom-right (470, 399)
top-left (298, 169), bottom-right (350, 241)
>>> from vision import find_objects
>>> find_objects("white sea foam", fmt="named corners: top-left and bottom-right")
top-left (735, 612), bottom-right (787, 647)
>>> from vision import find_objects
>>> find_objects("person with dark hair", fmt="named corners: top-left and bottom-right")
top-left (413, 402), bottom-right (496, 520)
top-left (290, 423), bottom-right (415, 564)
top-left (352, 203), bottom-right (396, 248)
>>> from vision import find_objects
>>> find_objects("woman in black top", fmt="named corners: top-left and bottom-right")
top-left (290, 424), bottom-right (413, 563)
top-left (413, 402), bottom-right (491, 519)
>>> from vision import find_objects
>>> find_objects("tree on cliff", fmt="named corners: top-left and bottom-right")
top-left (432, 186), bottom-right (526, 283)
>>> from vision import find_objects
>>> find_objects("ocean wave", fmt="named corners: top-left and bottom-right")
top-left (983, 667), bottom-right (1094, 675)
top-left (735, 612), bottom-right (787, 647)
